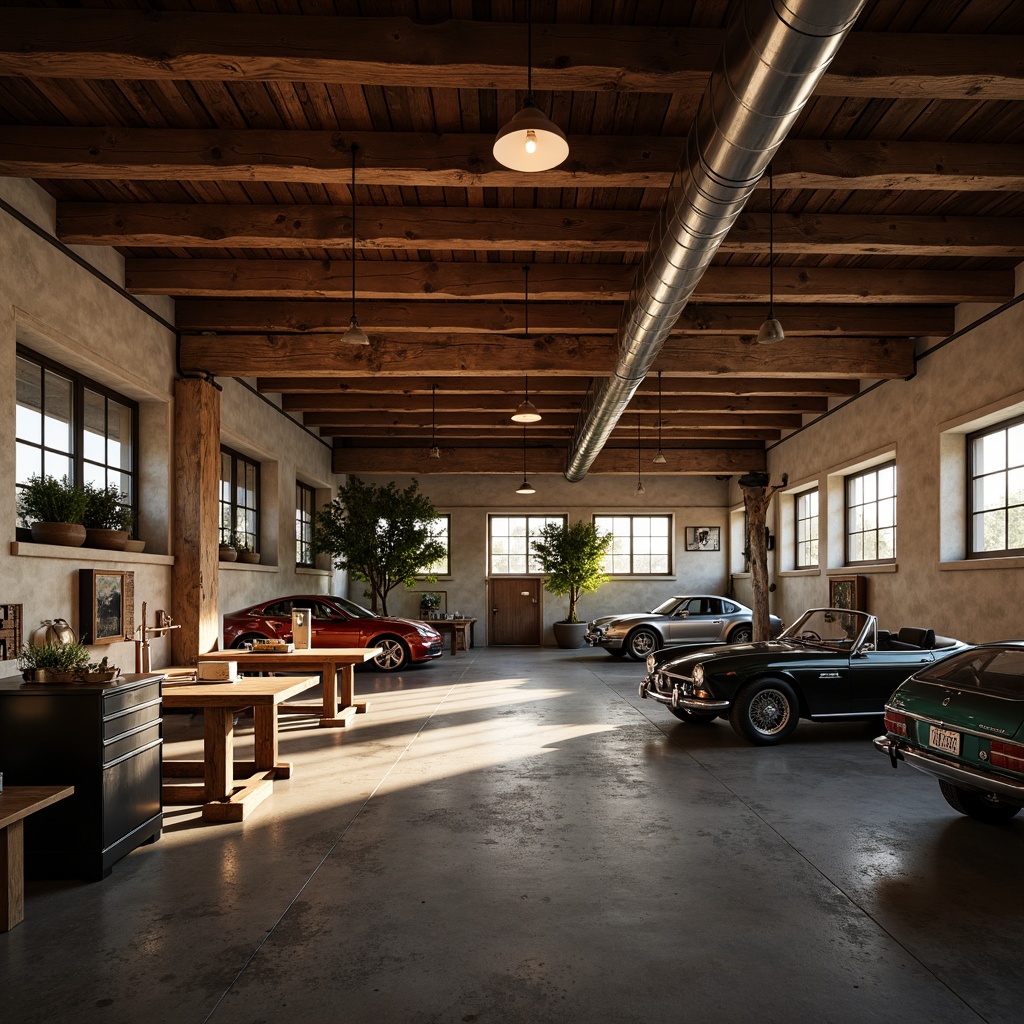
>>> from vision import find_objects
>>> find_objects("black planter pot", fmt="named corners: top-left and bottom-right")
top-left (552, 621), bottom-right (588, 649)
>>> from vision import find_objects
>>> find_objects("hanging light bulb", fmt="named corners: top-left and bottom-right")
top-left (428, 383), bottom-right (441, 459)
top-left (343, 143), bottom-right (370, 346)
top-left (635, 413), bottom-right (646, 496)
top-left (653, 370), bottom-right (667, 464)
top-left (515, 424), bottom-right (536, 494)
top-left (757, 165), bottom-right (785, 345)
top-left (512, 267), bottom-right (542, 423)
top-left (493, 0), bottom-right (569, 173)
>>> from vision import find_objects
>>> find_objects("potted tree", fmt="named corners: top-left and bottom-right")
top-left (531, 520), bottom-right (612, 648)
top-left (83, 482), bottom-right (133, 550)
top-left (17, 474), bottom-right (88, 547)
top-left (234, 534), bottom-right (261, 564)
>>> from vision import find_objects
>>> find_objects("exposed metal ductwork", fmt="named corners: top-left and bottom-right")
top-left (564, 0), bottom-right (868, 481)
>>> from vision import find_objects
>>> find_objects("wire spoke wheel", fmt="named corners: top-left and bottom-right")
top-left (748, 688), bottom-right (791, 734)
top-left (730, 678), bottom-right (799, 745)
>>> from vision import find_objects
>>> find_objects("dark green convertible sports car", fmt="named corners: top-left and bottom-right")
top-left (874, 642), bottom-right (1024, 823)
top-left (640, 608), bottom-right (967, 745)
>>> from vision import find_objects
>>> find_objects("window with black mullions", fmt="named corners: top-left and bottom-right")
top-left (15, 347), bottom-right (137, 539)
top-left (968, 415), bottom-right (1024, 557)
top-left (845, 462), bottom-right (896, 565)
top-left (220, 445), bottom-right (259, 551)
top-left (296, 481), bottom-right (316, 567)
top-left (795, 489), bottom-right (819, 569)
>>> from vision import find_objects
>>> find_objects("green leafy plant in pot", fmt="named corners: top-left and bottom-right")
top-left (83, 482), bottom-right (133, 550)
top-left (17, 474), bottom-right (88, 547)
top-left (531, 520), bottom-right (612, 648)
top-left (18, 640), bottom-right (91, 682)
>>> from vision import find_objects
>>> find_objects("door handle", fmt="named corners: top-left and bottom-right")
top-left (492, 607), bottom-right (498, 613)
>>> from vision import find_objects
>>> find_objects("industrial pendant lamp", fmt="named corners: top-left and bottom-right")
top-left (653, 370), bottom-right (667, 464)
top-left (493, 0), bottom-right (569, 173)
top-left (757, 166), bottom-right (785, 345)
top-left (635, 414), bottom-right (646, 496)
top-left (512, 267), bottom-right (542, 423)
top-left (515, 425), bottom-right (536, 495)
top-left (342, 143), bottom-right (370, 346)
top-left (428, 383), bottom-right (441, 459)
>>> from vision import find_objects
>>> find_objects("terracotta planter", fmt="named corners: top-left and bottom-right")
top-left (30, 521), bottom-right (86, 547)
top-left (552, 621), bottom-right (588, 649)
top-left (124, 538), bottom-right (146, 553)
top-left (219, 545), bottom-right (238, 562)
top-left (85, 527), bottom-right (128, 550)
top-left (237, 551), bottom-right (261, 564)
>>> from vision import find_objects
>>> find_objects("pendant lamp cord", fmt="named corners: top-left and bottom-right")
top-left (523, 423), bottom-right (528, 477)
top-left (431, 382), bottom-right (437, 448)
top-left (637, 413), bottom-right (642, 482)
top-left (526, 0), bottom-right (533, 98)
top-left (767, 165), bottom-right (775, 320)
top-left (524, 265), bottom-right (530, 404)
top-left (350, 143), bottom-right (358, 323)
top-left (657, 370), bottom-right (663, 450)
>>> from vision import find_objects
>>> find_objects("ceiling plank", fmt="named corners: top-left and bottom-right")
top-left (125, 258), bottom-right (1012, 304)
top-left (4, 128), bottom-right (1023, 192)
top-left (179, 333), bottom-right (915, 379)
top-left (301, 410), bottom-right (805, 429)
top-left (2, 12), bottom-right (1020, 100)
top-left (319, 427), bottom-right (782, 441)
top-left (174, 302), bottom-right (950, 335)
top-left (59, 203), bottom-right (1024, 257)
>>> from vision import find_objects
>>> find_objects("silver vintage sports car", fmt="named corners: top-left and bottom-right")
top-left (586, 594), bottom-right (782, 661)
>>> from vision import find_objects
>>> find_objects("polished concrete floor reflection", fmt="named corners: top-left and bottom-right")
top-left (3, 648), bottom-right (1023, 1023)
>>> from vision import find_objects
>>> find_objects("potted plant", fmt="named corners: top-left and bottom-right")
top-left (83, 482), bottom-right (133, 550)
top-left (17, 474), bottom-right (88, 547)
top-left (235, 535), bottom-right (261, 565)
top-left (219, 535), bottom-right (237, 562)
top-left (419, 592), bottom-right (442, 619)
top-left (18, 639), bottom-right (91, 683)
top-left (531, 520), bottom-right (613, 648)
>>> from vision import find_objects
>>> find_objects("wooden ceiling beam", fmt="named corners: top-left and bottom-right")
top-left (126, 259), bottom-right (1012, 304)
top-left (258, 375), bottom-right (860, 397)
top-left (4, 128), bottom-right (1022, 192)
top-left (332, 446), bottom-right (766, 476)
top-left (319, 427), bottom-right (781, 441)
top-left (60, 203), bottom-right (1024, 258)
top-left (2, 12), bottom-right (1020, 100)
top-left (180, 333), bottom-right (914, 379)
top-left (174, 302), bottom-right (948, 336)
top-left (301, 410), bottom-right (803, 429)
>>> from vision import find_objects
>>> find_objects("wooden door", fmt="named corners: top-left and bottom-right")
top-left (489, 578), bottom-right (541, 645)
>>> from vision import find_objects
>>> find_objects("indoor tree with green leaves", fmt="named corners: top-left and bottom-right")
top-left (312, 477), bottom-right (446, 615)
top-left (531, 519), bottom-right (612, 624)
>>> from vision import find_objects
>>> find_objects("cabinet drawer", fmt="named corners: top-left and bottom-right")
top-left (104, 679), bottom-right (161, 716)
top-left (103, 698), bottom-right (162, 741)
top-left (103, 721), bottom-right (161, 764)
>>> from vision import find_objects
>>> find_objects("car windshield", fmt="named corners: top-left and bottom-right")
top-left (329, 596), bottom-right (378, 619)
top-left (780, 608), bottom-right (871, 650)
top-left (652, 597), bottom-right (684, 615)
top-left (916, 647), bottom-right (1024, 698)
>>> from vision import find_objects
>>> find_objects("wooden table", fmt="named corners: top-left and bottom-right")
top-left (1, 786), bottom-right (75, 931)
top-left (429, 618), bottom-right (477, 655)
top-left (197, 647), bottom-right (381, 728)
top-left (161, 676), bottom-right (317, 823)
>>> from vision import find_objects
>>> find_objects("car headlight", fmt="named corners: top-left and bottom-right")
top-left (692, 664), bottom-right (704, 686)
top-left (415, 624), bottom-right (438, 637)
top-left (646, 654), bottom-right (656, 672)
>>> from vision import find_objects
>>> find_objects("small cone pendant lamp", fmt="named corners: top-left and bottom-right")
top-left (343, 143), bottom-right (370, 346)
top-left (512, 267), bottom-right (542, 423)
top-left (757, 166), bottom-right (784, 345)
top-left (515, 425), bottom-right (536, 494)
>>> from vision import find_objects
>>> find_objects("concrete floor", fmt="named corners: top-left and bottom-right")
top-left (3, 647), bottom-right (1023, 1023)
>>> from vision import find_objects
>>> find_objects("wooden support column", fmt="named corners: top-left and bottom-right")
top-left (172, 378), bottom-right (221, 663)
top-left (739, 471), bottom-right (788, 643)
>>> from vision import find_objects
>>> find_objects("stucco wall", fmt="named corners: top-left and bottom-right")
top-left (1, 179), bottom-right (338, 673)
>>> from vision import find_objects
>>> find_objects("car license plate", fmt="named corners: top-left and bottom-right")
top-left (929, 726), bottom-right (961, 755)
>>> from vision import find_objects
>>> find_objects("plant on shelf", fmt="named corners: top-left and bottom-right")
top-left (232, 532), bottom-right (260, 564)
top-left (419, 591), bottom-right (442, 619)
top-left (83, 482), bottom-right (133, 549)
top-left (531, 520), bottom-right (612, 648)
top-left (16, 474), bottom-right (89, 546)
top-left (18, 639), bottom-right (91, 678)
top-left (219, 530), bottom-right (237, 561)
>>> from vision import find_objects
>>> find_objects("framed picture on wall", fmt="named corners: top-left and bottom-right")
top-left (685, 526), bottom-right (721, 552)
top-left (79, 569), bottom-right (134, 644)
top-left (828, 574), bottom-right (867, 612)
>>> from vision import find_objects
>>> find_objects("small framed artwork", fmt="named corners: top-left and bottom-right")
top-left (79, 569), bottom-right (134, 645)
top-left (829, 574), bottom-right (867, 612)
top-left (685, 526), bottom-right (721, 552)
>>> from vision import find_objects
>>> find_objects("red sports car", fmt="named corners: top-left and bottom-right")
top-left (222, 594), bottom-right (443, 671)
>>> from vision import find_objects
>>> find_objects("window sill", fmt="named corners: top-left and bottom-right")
top-left (939, 556), bottom-right (1024, 571)
top-left (10, 541), bottom-right (174, 565)
top-left (296, 566), bottom-right (331, 577)
top-left (827, 564), bottom-right (897, 575)
top-left (219, 560), bottom-right (277, 571)
top-left (779, 569), bottom-right (821, 577)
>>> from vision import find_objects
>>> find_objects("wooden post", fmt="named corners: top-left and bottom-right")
top-left (172, 378), bottom-right (221, 664)
top-left (739, 472), bottom-right (787, 642)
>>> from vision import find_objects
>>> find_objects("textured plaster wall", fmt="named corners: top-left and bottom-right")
top-left (351, 472), bottom-right (731, 646)
top-left (762, 277), bottom-right (1024, 644)
top-left (1, 179), bottom-right (338, 672)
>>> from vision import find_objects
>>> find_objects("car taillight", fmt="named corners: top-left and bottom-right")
top-left (990, 740), bottom-right (1024, 773)
top-left (884, 711), bottom-right (908, 737)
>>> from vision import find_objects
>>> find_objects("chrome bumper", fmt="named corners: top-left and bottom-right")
top-left (874, 735), bottom-right (1024, 803)
top-left (638, 675), bottom-right (730, 713)
top-left (586, 632), bottom-right (621, 649)
top-left (638, 674), bottom-right (672, 704)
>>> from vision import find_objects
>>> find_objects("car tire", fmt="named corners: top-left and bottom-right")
top-left (231, 633), bottom-right (267, 649)
top-left (729, 625), bottom-right (753, 644)
top-left (938, 780), bottom-right (1021, 823)
top-left (372, 635), bottom-right (409, 672)
top-left (625, 628), bottom-right (661, 661)
top-left (668, 707), bottom-right (718, 725)
top-left (729, 677), bottom-right (799, 745)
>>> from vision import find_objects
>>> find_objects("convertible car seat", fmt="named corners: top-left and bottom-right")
top-left (893, 626), bottom-right (936, 650)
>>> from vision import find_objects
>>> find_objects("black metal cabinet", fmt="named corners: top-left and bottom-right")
top-left (0, 672), bottom-right (163, 881)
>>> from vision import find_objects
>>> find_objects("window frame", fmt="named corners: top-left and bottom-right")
top-left (592, 514), bottom-right (673, 576)
top-left (488, 514), bottom-right (567, 575)
top-left (845, 461), bottom-right (897, 566)
top-left (15, 345), bottom-right (139, 542)
top-left (220, 444), bottom-right (260, 551)
top-left (967, 413), bottom-right (1024, 559)
top-left (794, 489), bottom-right (819, 570)
top-left (295, 481), bottom-right (316, 567)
